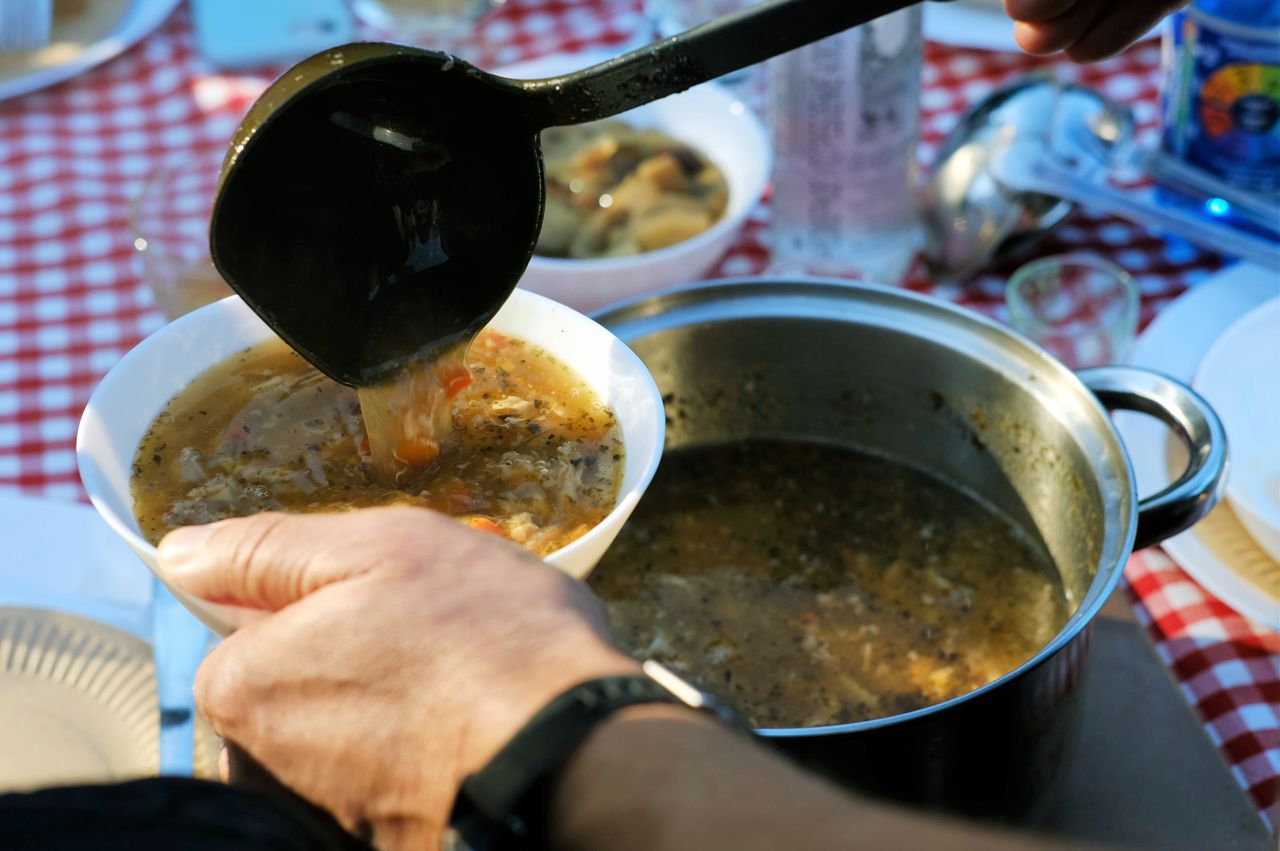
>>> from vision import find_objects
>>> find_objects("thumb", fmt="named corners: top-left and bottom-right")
top-left (158, 512), bottom-right (372, 611)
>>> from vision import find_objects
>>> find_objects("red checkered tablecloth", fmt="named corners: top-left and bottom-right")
top-left (1, 0), bottom-right (1276, 823)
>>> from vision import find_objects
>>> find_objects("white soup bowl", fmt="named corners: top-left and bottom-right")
top-left (77, 289), bottom-right (666, 636)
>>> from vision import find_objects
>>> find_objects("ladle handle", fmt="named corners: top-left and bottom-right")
top-left (519, 0), bottom-right (927, 127)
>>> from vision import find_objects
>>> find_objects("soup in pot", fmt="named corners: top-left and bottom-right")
top-left (588, 439), bottom-right (1068, 727)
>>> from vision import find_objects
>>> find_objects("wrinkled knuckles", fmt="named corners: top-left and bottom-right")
top-left (224, 512), bottom-right (292, 605)
top-left (193, 644), bottom-right (251, 734)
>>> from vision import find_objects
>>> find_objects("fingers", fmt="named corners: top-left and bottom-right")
top-left (1008, 0), bottom-right (1181, 59)
top-left (159, 508), bottom-right (434, 610)
top-left (158, 512), bottom-right (352, 610)
top-left (1065, 0), bottom-right (1183, 61)
top-left (1004, 0), bottom-right (1083, 25)
top-left (1013, 21), bottom-right (1071, 56)
top-left (194, 632), bottom-right (251, 738)
top-left (161, 505), bottom-right (540, 611)
top-left (1010, 0), bottom-right (1110, 56)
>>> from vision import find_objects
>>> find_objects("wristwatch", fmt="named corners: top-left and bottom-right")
top-left (442, 660), bottom-right (750, 851)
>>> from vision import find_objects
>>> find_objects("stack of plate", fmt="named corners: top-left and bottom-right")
top-left (0, 495), bottom-right (219, 791)
top-left (0, 606), bottom-right (220, 791)
top-left (1196, 298), bottom-right (1280, 566)
top-left (1117, 263), bottom-right (1280, 629)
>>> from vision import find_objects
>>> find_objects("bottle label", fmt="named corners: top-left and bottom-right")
top-left (1161, 9), bottom-right (1280, 194)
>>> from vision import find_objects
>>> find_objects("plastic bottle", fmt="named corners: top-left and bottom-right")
top-left (766, 8), bottom-right (924, 284)
top-left (1160, 0), bottom-right (1280, 197)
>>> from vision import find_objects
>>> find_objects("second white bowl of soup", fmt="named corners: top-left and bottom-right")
top-left (500, 51), bottom-right (771, 313)
top-left (78, 289), bottom-right (666, 636)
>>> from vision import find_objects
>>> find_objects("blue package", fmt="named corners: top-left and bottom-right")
top-left (1161, 1), bottom-right (1280, 196)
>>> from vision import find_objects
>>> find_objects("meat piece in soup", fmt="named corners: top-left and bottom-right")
top-left (131, 330), bottom-right (623, 556)
top-left (588, 439), bottom-right (1069, 728)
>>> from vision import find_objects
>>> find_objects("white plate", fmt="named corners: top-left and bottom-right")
top-left (1116, 263), bottom-right (1280, 629)
top-left (0, 606), bottom-right (218, 791)
top-left (924, 0), bottom-right (1159, 53)
top-left (0, 0), bottom-right (181, 102)
top-left (1196, 299), bottom-right (1280, 563)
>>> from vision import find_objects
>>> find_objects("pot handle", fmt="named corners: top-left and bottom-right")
top-left (1079, 366), bottom-right (1228, 551)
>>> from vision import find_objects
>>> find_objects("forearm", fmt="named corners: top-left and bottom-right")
top-left (550, 705), bottom-right (1070, 851)
top-left (550, 705), bottom-right (860, 851)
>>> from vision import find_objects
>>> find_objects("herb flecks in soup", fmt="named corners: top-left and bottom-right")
top-left (132, 330), bottom-right (622, 556)
top-left (588, 440), bottom-right (1068, 728)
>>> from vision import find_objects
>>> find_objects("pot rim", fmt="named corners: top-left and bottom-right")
top-left (592, 276), bottom-right (1138, 736)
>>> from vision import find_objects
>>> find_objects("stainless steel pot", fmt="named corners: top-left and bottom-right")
top-left (592, 279), bottom-right (1227, 820)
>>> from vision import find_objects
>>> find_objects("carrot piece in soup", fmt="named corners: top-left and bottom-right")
top-left (443, 368), bottom-right (474, 398)
top-left (463, 516), bottom-right (506, 536)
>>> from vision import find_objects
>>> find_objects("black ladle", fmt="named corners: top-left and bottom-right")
top-left (211, 0), bottom-right (925, 386)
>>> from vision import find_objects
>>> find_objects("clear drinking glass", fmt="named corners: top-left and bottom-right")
top-left (1006, 253), bottom-right (1140, 370)
top-left (130, 147), bottom-right (231, 320)
top-left (766, 7), bottom-right (924, 284)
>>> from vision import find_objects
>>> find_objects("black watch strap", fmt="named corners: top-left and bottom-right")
top-left (443, 661), bottom-right (749, 851)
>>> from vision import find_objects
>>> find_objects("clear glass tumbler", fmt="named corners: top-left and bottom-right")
top-left (1005, 253), bottom-right (1140, 370)
top-left (130, 147), bottom-right (231, 320)
top-left (767, 7), bottom-right (924, 285)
